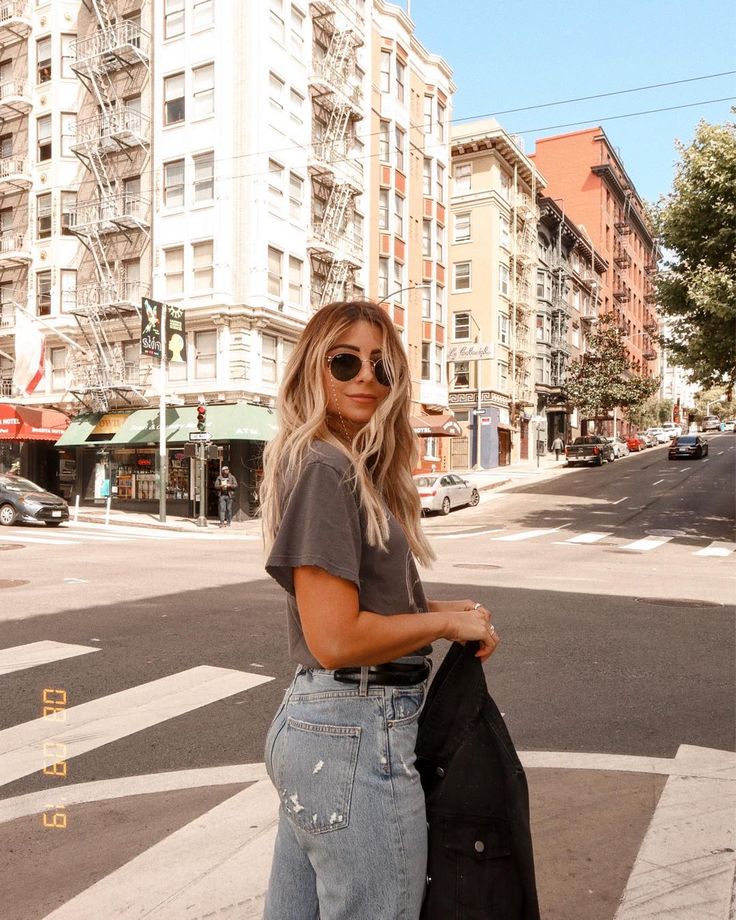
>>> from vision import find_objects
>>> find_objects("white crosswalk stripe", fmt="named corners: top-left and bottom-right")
top-left (693, 541), bottom-right (736, 557)
top-left (0, 522), bottom-right (260, 546)
top-left (618, 536), bottom-right (673, 552)
top-left (0, 641), bottom-right (99, 677)
top-left (493, 527), bottom-right (564, 542)
top-left (563, 532), bottom-right (613, 544)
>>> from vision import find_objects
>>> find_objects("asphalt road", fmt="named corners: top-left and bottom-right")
top-left (0, 433), bottom-right (733, 919)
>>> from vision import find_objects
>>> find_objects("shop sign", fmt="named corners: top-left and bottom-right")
top-left (141, 298), bottom-right (163, 358)
top-left (91, 413), bottom-right (130, 436)
top-left (141, 299), bottom-right (187, 362)
top-left (166, 305), bottom-right (187, 364)
top-left (447, 343), bottom-right (494, 362)
top-left (480, 416), bottom-right (492, 426)
top-left (136, 457), bottom-right (154, 469)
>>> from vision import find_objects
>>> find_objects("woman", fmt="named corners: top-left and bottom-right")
top-left (260, 300), bottom-right (499, 920)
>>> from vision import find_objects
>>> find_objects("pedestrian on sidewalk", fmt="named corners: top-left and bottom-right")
top-left (259, 300), bottom-right (499, 920)
top-left (214, 465), bottom-right (237, 526)
top-left (551, 435), bottom-right (564, 461)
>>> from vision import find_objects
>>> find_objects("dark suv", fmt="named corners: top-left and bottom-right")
top-left (0, 474), bottom-right (69, 526)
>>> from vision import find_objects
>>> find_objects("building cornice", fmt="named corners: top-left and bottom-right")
top-left (451, 126), bottom-right (546, 189)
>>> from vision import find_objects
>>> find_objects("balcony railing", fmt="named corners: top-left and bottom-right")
top-left (310, 139), bottom-right (364, 190)
top-left (71, 20), bottom-right (151, 75)
top-left (613, 286), bottom-right (631, 303)
top-left (69, 194), bottom-right (150, 235)
top-left (0, 1), bottom-right (31, 36)
top-left (311, 0), bottom-right (365, 30)
top-left (310, 60), bottom-right (363, 113)
top-left (0, 80), bottom-right (32, 116)
top-left (0, 156), bottom-right (31, 190)
top-left (0, 232), bottom-right (30, 262)
top-left (73, 280), bottom-right (150, 315)
top-left (73, 108), bottom-right (151, 154)
top-left (309, 222), bottom-right (363, 265)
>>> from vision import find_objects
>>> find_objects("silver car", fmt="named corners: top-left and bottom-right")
top-left (605, 436), bottom-right (630, 459)
top-left (414, 472), bottom-right (480, 515)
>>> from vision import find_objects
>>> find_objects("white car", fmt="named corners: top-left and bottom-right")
top-left (646, 427), bottom-right (671, 444)
top-left (414, 472), bottom-right (480, 515)
top-left (661, 422), bottom-right (682, 438)
top-left (606, 436), bottom-right (630, 458)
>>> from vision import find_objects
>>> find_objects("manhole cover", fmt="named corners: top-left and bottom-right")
top-left (453, 563), bottom-right (502, 570)
top-left (0, 544), bottom-right (22, 551)
top-left (0, 579), bottom-right (29, 588)
top-left (634, 597), bottom-right (723, 609)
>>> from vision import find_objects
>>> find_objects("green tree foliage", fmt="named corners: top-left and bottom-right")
top-left (654, 115), bottom-right (736, 390)
top-left (628, 398), bottom-right (675, 429)
top-left (564, 314), bottom-right (660, 418)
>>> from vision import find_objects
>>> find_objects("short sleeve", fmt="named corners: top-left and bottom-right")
top-left (266, 461), bottom-right (362, 596)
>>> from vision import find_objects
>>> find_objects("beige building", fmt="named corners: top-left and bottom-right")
top-left (448, 118), bottom-right (544, 469)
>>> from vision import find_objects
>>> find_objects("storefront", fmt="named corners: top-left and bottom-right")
top-left (447, 390), bottom-right (513, 469)
top-left (56, 402), bottom-right (278, 520)
top-left (411, 413), bottom-right (462, 474)
top-left (0, 402), bottom-right (70, 492)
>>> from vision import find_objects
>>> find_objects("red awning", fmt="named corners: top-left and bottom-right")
top-left (410, 413), bottom-right (462, 437)
top-left (0, 403), bottom-right (70, 441)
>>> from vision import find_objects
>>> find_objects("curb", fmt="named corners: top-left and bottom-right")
top-left (73, 513), bottom-right (257, 536)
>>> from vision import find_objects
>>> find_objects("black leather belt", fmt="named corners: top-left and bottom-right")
top-left (333, 660), bottom-right (431, 687)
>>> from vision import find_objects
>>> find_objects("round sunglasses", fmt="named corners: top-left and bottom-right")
top-left (326, 353), bottom-right (393, 388)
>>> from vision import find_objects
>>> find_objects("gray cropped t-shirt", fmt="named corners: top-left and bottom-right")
top-left (265, 441), bottom-right (430, 666)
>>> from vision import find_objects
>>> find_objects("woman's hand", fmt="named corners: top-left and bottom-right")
top-left (441, 602), bottom-right (500, 663)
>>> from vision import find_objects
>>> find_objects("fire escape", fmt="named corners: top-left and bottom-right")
top-left (511, 191), bottom-right (537, 407)
top-left (549, 252), bottom-right (571, 387)
top-left (67, 1), bottom-right (151, 411)
top-left (308, 0), bottom-right (365, 308)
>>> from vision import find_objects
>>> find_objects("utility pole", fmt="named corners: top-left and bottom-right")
top-left (158, 304), bottom-right (167, 523)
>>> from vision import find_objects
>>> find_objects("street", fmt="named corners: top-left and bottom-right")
top-left (0, 435), bottom-right (734, 920)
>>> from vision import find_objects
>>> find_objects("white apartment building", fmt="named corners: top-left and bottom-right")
top-left (0, 0), bottom-right (453, 514)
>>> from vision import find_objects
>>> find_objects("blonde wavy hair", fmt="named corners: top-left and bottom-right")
top-left (260, 300), bottom-right (435, 567)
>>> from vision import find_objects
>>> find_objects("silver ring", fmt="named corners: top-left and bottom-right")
top-left (488, 624), bottom-right (496, 635)
top-left (473, 603), bottom-right (482, 610)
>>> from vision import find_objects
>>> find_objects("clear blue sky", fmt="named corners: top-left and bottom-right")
top-left (402, 0), bottom-right (736, 203)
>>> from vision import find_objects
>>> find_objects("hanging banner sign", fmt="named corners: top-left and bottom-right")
top-left (141, 297), bottom-right (163, 359)
top-left (140, 299), bottom-right (187, 363)
top-left (166, 305), bottom-right (187, 364)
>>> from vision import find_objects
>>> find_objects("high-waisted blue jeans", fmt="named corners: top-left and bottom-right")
top-left (263, 659), bottom-right (429, 920)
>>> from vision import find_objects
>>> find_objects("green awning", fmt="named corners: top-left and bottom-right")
top-left (109, 403), bottom-right (278, 445)
top-left (55, 414), bottom-right (104, 447)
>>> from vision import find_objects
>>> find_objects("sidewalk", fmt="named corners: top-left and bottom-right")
top-left (457, 452), bottom-right (570, 492)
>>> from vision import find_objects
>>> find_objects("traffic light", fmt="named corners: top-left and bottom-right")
top-left (196, 404), bottom-right (207, 432)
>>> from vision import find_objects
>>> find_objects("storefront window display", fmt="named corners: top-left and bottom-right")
top-left (85, 448), bottom-right (190, 502)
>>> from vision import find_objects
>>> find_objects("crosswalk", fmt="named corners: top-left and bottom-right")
top-left (432, 526), bottom-right (736, 558)
top-left (0, 520), bottom-right (260, 547)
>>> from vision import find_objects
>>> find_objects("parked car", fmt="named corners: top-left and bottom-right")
top-left (640, 433), bottom-right (657, 448)
top-left (645, 427), bottom-right (671, 444)
top-left (720, 419), bottom-right (735, 432)
top-left (702, 416), bottom-right (721, 432)
top-left (0, 474), bottom-right (69, 526)
top-left (626, 434), bottom-right (646, 452)
top-left (661, 421), bottom-right (682, 438)
top-left (413, 472), bottom-right (480, 515)
top-left (565, 435), bottom-right (615, 466)
top-left (606, 436), bottom-right (630, 459)
top-left (668, 435), bottom-right (709, 460)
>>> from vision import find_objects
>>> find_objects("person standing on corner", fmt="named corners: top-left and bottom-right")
top-left (259, 300), bottom-right (500, 920)
top-left (215, 464), bottom-right (237, 526)
top-left (551, 435), bottom-right (564, 461)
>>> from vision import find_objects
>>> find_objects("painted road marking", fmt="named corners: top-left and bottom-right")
top-left (434, 528), bottom-right (504, 540)
top-left (563, 532), bottom-right (613, 544)
top-left (0, 641), bottom-right (99, 677)
top-left (0, 533), bottom-right (78, 545)
top-left (619, 536), bottom-right (674, 552)
top-left (493, 527), bottom-right (563, 542)
top-left (610, 496), bottom-right (629, 505)
top-left (693, 541), bottom-right (736, 558)
top-left (652, 479), bottom-right (665, 485)
top-left (0, 666), bottom-right (273, 788)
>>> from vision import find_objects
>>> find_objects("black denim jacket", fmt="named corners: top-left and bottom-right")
top-left (416, 642), bottom-right (541, 920)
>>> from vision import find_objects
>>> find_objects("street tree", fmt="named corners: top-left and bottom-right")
top-left (629, 398), bottom-right (675, 430)
top-left (654, 114), bottom-right (736, 391)
top-left (564, 314), bottom-right (660, 422)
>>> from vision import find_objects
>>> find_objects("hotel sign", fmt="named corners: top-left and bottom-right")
top-left (447, 342), bottom-right (494, 362)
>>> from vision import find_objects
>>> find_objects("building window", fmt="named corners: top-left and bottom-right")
top-left (378, 257), bottom-right (389, 299)
top-left (193, 151), bottom-right (214, 202)
top-left (422, 287), bottom-right (431, 319)
top-left (395, 126), bottom-right (405, 171)
top-left (453, 261), bottom-right (471, 291)
top-left (380, 49), bottom-right (391, 93)
top-left (423, 158), bottom-right (432, 196)
top-left (379, 121), bottom-right (390, 163)
top-left (60, 269), bottom-right (76, 312)
top-left (36, 193), bottom-right (52, 240)
top-left (195, 330), bottom-right (217, 379)
top-left (50, 347), bottom-right (67, 391)
top-left (268, 159), bottom-right (283, 210)
top-left (394, 192), bottom-right (404, 238)
top-left (123, 342), bottom-right (141, 385)
top-left (498, 361), bottom-right (509, 389)
top-left (269, 72), bottom-right (285, 113)
top-left (572, 324), bottom-right (580, 348)
top-left (288, 255), bottom-right (303, 303)
top-left (61, 113), bottom-right (76, 157)
top-left (500, 215), bottom-right (510, 249)
top-left (453, 361), bottom-right (470, 387)
top-left (435, 230), bottom-right (444, 264)
top-left (498, 312), bottom-right (509, 345)
top-left (164, 159), bottom-right (185, 208)
top-left (37, 115), bottom-right (52, 161)
top-left (37, 36), bottom-right (51, 83)
top-left (454, 162), bottom-right (471, 193)
top-left (267, 246), bottom-right (283, 297)
top-left (537, 269), bottom-right (546, 300)
top-left (436, 285), bottom-right (445, 323)
top-left (193, 240), bottom-right (213, 291)
top-left (61, 191), bottom-right (76, 235)
top-left (454, 212), bottom-right (471, 243)
top-left (289, 172), bottom-right (304, 218)
top-left (422, 220), bottom-right (431, 258)
top-left (289, 88), bottom-right (305, 127)
top-left (36, 271), bottom-right (51, 316)
top-left (164, 72), bottom-right (185, 125)
top-left (192, 63), bottom-right (214, 118)
top-left (164, 0), bottom-right (185, 39)
top-left (193, 0), bottom-right (215, 29)
top-left (393, 260), bottom-right (404, 302)
top-left (262, 333), bottom-right (278, 383)
top-left (499, 263), bottom-right (510, 296)
top-left (454, 312), bottom-right (470, 340)
top-left (435, 345), bottom-right (444, 384)
top-left (290, 6), bottom-right (305, 52)
top-left (165, 246), bottom-right (185, 296)
top-left (436, 162), bottom-right (445, 203)
top-left (437, 100), bottom-right (446, 142)
top-left (423, 95), bottom-right (433, 134)
top-left (396, 58), bottom-right (405, 103)
top-left (61, 34), bottom-right (76, 79)
top-left (378, 189), bottom-right (389, 231)
top-left (0, 134), bottom-right (11, 158)
top-left (269, 0), bottom-right (285, 43)
top-left (421, 343), bottom-right (431, 380)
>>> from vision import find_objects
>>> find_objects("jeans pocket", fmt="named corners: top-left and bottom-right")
top-left (276, 717), bottom-right (361, 835)
top-left (389, 686), bottom-right (426, 726)
top-left (264, 705), bottom-right (287, 786)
